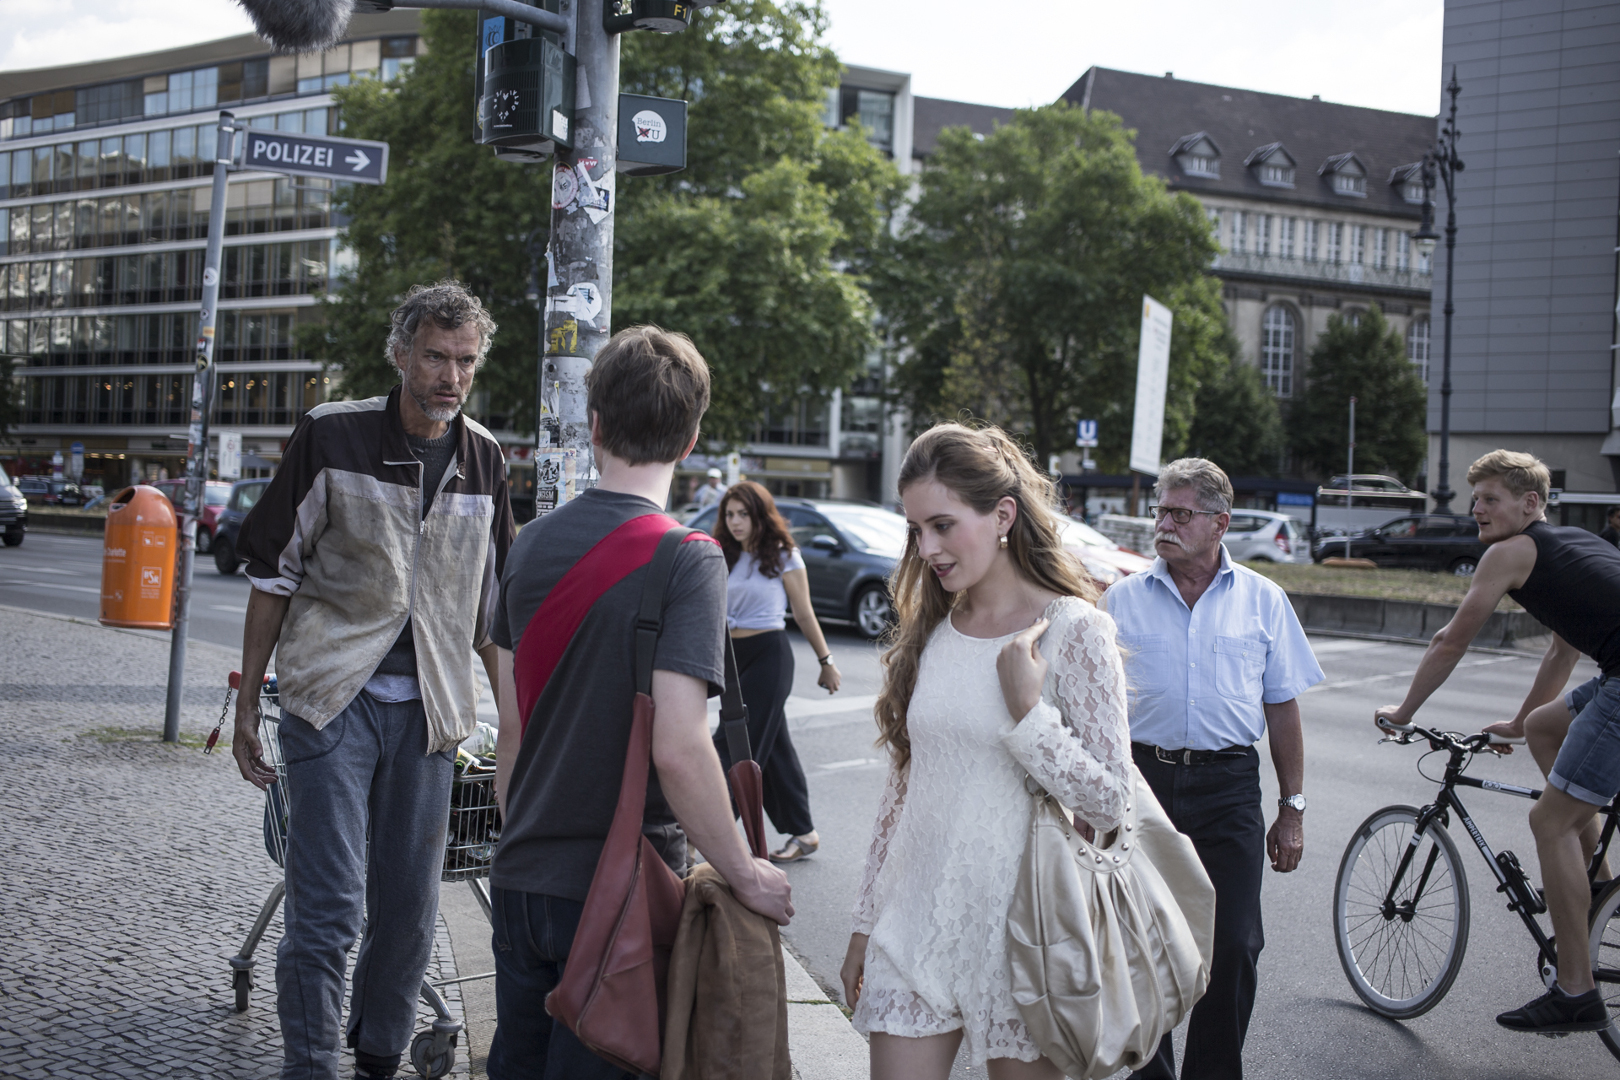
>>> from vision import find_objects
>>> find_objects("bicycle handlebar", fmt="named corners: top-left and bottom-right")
top-left (1375, 714), bottom-right (1524, 751)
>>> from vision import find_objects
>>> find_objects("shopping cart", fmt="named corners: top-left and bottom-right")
top-left (216, 672), bottom-right (500, 1079)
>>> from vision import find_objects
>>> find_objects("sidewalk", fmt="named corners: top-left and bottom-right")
top-left (0, 606), bottom-right (868, 1079)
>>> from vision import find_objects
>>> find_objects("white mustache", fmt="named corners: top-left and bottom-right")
top-left (1154, 531), bottom-right (1191, 551)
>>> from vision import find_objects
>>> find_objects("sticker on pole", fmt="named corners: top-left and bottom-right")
top-left (1128, 295), bottom-right (1173, 477)
top-left (552, 164), bottom-right (579, 209)
top-left (631, 110), bottom-right (667, 143)
top-left (241, 131), bottom-right (389, 185)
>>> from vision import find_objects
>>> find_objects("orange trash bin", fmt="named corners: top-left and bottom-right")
top-left (101, 484), bottom-right (177, 630)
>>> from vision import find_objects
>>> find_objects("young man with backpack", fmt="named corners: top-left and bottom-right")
top-left (487, 325), bottom-right (794, 1079)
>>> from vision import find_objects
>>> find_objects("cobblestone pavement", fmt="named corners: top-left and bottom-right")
top-left (0, 608), bottom-right (468, 1079)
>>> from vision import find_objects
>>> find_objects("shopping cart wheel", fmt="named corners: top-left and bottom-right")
top-left (232, 969), bottom-right (252, 1013)
top-left (410, 1029), bottom-right (457, 1079)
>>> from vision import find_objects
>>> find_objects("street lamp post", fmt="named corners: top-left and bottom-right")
top-left (1414, 68), bottom-right (1464, 514)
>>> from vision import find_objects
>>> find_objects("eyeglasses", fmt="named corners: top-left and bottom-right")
top-left (1149, 505), bottom-right (1224, 525)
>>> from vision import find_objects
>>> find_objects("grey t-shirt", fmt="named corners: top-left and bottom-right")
top-left (490, 488), bottom-right (727, 901)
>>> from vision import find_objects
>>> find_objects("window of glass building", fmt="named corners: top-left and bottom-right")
top-left (829, 86), bottom-right (894, 153)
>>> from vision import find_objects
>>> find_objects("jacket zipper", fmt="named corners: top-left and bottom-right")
top-left (382, 450), bottom-right (461, 673)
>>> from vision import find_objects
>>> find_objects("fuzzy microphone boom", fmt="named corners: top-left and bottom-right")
top-left (234, 0), bottom-right (356, 53)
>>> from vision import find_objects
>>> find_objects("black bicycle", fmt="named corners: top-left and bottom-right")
top-left (1333, 716), bottom-right (1620, 1059)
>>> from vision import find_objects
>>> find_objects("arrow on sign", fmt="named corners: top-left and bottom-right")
top-left (345, 149), bottom-right (371, 172)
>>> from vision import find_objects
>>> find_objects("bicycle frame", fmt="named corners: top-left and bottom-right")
top-left (1386, 735), bottom-right (1620, 974)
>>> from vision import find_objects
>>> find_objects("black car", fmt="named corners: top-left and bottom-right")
top-left (16, 475), bottom-right (84, 506)
top-left (687, 498), bottom-right (906, 639)
top-left (213, 478), bottom-right (271, 575)
top-left (0, 463), bottom-right (28, 546)
top-left (1315, 513), bottom-right (1486, 575)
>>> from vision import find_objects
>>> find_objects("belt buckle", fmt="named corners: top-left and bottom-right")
top-left (1153, 745), bottom-right (1176, 765)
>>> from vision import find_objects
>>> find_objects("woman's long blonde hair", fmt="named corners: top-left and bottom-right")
top-left (874, 422), bottom-right (1099, 769)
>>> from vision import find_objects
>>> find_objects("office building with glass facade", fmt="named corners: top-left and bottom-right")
top-left (0, 12), bottom-right (421, 489)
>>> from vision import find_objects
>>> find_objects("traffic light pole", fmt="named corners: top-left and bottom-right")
top-left (163, 110), bottom-right (236, 744)
top-left (537, 0), bottom-right (619, 512)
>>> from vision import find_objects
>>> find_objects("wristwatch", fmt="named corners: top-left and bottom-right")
top-left (1278, 794), bottom-right (1307, 813)
top-left (818, 653), bottom-right (835, 667)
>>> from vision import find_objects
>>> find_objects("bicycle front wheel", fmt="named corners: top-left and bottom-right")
top-left (1334, 804), bottom-right (1470, 1018)
top-left (1587, 878), bottom-right (1620, 1062)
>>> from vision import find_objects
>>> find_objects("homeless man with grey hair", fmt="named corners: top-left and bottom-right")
top-left (230, 281), bottom-right (515, 1080)
top-left (1100, 458), bottom-right (1323, 1080)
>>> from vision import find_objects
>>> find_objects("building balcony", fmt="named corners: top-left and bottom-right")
top-left (1212, 251), bottom-right (1431, 294)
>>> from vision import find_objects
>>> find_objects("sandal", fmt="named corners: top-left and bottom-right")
top-left (769, 835), bottom-right (819, 863)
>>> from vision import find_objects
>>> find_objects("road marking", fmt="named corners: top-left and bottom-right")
top-left (0, 579), bottom-right (101, 595)
top-left (211, 604), bottom-right (247, 614)
top-left (1308, 639), bottom-right (1394, 655)
top-left (786, 693), bottom-right (878, 720)
top-left (818, 757), bottom-right (883, 772)
top-left (9, 566), bottom-right (79, 575)
top-left (1304, 654), bottom-right (1518, 693)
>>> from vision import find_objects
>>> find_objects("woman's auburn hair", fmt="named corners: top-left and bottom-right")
top-left (712, 480), bottom-right (795, 578)
top-left (874, 422), bottom-right (1099, 770)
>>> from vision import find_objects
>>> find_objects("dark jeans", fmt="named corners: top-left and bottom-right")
top-left (487, 888), bottom-right (640, 1080)
top-left (275, 693), bottom-right (454, 1080)
top-left (1131, 745), bottom-right (1266, 1080)
top-left (713, 629), bottom-right (814, 837)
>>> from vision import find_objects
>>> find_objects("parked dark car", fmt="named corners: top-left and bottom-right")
top-left (213, 478), bottom-right (272, 575)
top-left (0, 463), bottom-right (28, 546)
top-left (1314, 513), bottom-right (1486, 575)
top-left (16, 476), bottom-right (84, 506)
top-left (687, 498), bottom-right (906, 639)
top-left (154, 479), bottom-right (233, 553)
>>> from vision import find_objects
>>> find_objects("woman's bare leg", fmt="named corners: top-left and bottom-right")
top-left (986, 1054), bottom-right (1067, 1080)
top-left (870, 1030), bottom-right (962, 1080)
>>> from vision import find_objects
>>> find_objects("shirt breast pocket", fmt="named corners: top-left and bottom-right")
top-left (1118, 633), bottom-right (1171, 696)
top-left (1214, 635), bottom-right (1266, 700)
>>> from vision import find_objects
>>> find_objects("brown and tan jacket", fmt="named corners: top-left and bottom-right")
top-left (240, 387), bottom-right (514, 751)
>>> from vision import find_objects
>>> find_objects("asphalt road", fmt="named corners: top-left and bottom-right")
top-left (4, 532), bottom-right (1613, 1077)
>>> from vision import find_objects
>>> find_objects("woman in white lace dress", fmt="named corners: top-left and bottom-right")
top-left (839, 423), bottom-right (1132, 1080)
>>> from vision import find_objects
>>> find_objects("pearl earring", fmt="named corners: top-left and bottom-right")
top-left (998, 534), bottom-right (1009, 550)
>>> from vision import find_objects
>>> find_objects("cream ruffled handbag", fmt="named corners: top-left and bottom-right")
top-left (1006, 765), bottom-right (1216, 1079)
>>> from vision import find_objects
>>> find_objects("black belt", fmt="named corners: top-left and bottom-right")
top-left (1132, 741), bottom-right (1250, 766)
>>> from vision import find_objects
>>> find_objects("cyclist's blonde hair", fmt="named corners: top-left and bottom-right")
top-left (1465, 450), bottom-right (1550, 507)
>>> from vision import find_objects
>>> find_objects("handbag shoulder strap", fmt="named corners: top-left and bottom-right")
top-left (635, 527), bottom-right (752, 764)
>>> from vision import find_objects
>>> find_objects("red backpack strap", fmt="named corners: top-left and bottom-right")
top-left (512, 513), bottom-right (716, 735)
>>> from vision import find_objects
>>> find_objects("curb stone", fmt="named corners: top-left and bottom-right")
top-left (783, 942), bottom-right (868, 1080)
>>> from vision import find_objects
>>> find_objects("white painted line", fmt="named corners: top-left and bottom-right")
top-left (1304, 654), bottom-right (1518, 693)
top-left (1308, 638), bottom-right (1395, 655)
top-left (818, 757), bottom-right (882, 772)
top-left (211, 604), bottom-right (248, 614)
top-left (786, 692), bottom-right (878, 720)
top-left (0, 579), bottom-right (101, 594)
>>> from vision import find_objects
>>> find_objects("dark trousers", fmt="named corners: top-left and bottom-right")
top-left (487, 888), bottom-right (641, 1080)
top-left (713, 629), bottom-right (814, 837)
top-left (1130, 745), bottom-right (1266, 1080)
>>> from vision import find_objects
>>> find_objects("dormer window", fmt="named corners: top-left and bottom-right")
top-left (1389, 162), bottom-right (1426, 204)
top-left (1320, 152), bottom-right (1368, 197)
top-left (1169, 132), bottom-right (1221, 179)
top-left (1244, 142), bottom-right (1296, 187)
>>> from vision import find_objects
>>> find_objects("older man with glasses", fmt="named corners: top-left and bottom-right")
top-left (1100, 458), bottom-right (1323, 1080)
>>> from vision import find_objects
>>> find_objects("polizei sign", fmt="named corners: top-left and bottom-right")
top-left (241, 131), bottom-right (389, 185)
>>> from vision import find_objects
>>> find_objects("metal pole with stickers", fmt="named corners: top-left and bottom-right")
top-left (160, 112), bottom-right (390, 742)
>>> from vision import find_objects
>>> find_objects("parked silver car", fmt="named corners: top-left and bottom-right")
top-left (1221, 510), bottom-right (1311, 564)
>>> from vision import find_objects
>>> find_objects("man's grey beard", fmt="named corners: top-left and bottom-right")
top-left (410, 384), bottom-right (465, 423)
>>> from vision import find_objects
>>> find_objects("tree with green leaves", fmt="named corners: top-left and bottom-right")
top-left (874, 103), bottom-right (1227, 467)
top-left (316, 3), bottom-right (901, 445)
top-left (1287, 305), bottom-right (1428, 482)
top-left (1183, 333), bottom-right (1286, 478)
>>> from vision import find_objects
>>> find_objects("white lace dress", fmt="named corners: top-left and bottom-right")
top-left (850, 595), bottom-right (1132, 1066)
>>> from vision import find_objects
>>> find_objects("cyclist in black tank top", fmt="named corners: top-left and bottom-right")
top-left (1373, 450), bottom-right (1620, 1034)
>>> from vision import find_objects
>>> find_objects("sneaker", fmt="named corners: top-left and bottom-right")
top-left (1496, 987), bottom-right (1608, 1034)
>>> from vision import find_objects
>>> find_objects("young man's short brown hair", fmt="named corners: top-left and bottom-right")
top-left (586, 325), bottom-right (711, 465)
top-left (1465, 448), bottom-right (1551, 507)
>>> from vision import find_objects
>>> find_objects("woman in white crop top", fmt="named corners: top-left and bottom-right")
top-left (713, 481), bottom-right (842, 863)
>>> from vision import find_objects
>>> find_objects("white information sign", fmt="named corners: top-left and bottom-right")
top-left (1128, 295), bottom-right (1174, 477)
top-left (218, 430), bottom-right (242, 481)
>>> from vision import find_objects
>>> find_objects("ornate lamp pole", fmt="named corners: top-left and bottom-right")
top-left (1413, 68), bottom-right (1464, 513)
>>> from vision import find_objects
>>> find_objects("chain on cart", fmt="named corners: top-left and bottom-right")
top-left (219, 671), bottom-right (500, 1079)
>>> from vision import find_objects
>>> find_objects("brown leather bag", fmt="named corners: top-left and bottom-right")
top-left (545, 526), bottom-right (765, 1075)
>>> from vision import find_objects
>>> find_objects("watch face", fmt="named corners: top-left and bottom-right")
top-left (1282, 794), bottom-right (1307, 811)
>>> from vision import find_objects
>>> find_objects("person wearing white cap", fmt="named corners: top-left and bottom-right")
top-left (695, 467), bottom-right (725, 511)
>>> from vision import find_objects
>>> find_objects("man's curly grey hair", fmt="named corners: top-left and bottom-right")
top-left (386, 281), bottom-right (498, 372)
top-left (1154, 457), bottom-right (1234, 513)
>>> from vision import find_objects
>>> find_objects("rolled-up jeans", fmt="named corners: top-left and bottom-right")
top-left (275, 691), bottom-right (454, 1080)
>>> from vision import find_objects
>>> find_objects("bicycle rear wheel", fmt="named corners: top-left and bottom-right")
top-left (1587, 879), bottom-right (1620, 1062)
top-left (1334, 804), bottom-right (1470, 1018)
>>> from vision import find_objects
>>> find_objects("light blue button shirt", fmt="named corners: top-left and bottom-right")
top-left (1101, 546), bottom-right (1323, 750)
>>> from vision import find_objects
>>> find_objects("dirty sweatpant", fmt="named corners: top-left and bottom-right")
top-left (275, 692), bottom-right (453, 1080)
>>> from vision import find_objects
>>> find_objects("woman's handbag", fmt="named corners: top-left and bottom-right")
top-left (544, 525), bottom-right (766, 1077)
top-left (1006, 766), bottom-right (1216, 1080)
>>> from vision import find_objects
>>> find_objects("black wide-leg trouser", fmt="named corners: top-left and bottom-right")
top-left (1130, 744), bottom-right (1266, 1080)
top-left (713, 628), bottom-right (815, 838)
